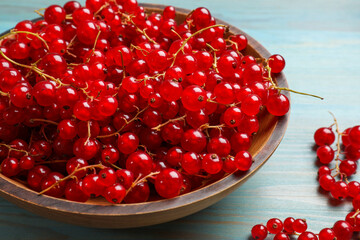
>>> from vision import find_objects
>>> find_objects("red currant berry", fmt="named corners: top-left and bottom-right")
top-left (266, 218), bottom-right (283, 234)
top-left (251, 224), bottom-right (268, 240)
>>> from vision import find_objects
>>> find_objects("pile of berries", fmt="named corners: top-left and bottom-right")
top-left (251, 117), bottom-right (360, 240)
top-left (0, 0), bottom-right (291, 204)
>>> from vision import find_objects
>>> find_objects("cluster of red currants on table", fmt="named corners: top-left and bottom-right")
top-left (251, 118), bottom-right (360, 240)
top-left (0, 0), bottom-right (291, 205)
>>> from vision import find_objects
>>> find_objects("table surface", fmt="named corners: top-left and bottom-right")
top-left (0, 0), bottom-right (360, 239)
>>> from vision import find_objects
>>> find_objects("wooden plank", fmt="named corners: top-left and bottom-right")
top-left (0, 0), bottom-right (359, 239)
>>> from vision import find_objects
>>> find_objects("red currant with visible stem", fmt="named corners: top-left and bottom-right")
top-left (268, 54), bottom-right (286, 73)
top-left (251, 224), bottom-right (268, 240)
top-left (298, 232), bottom-right (318, 240)
top-left (66, 157), bottom-right (88, 178)
top-left (342, 127), bottom-right (352, 146)
top-left (222, 156), bottom-right (237, 173)
top-left (316, 145), bottom-right (334, 164)
top-left (266, 218), bottom-right (283, 234)
top-left (103, 183), bottom-right (126, 204)
top-left (126, 151), bottom-right (153, 178)
top-left (230, 34), bottom-right (248, 51)
top-left (235, 151), bottom-right (252, 171)
top-left (41, 172), bottom-right (66, 198)
top-left (293, 219), bottom-right (308, 233)
top-left (274, 232), bottom-right (290, 240)
top-left (266, 93), bottom-right (290, 116)
top-left (155, 168), bottom-right (183, 198)
top-left (161, 122), bottom-right (183, 145)
top-left (76, 21), bottom-right (99, 45)
top-left (116, 169), bottom-right (134, 189)
top-left (202, 153), bottom-right (223, 174)
top-left (64, 179), bottom-right (89, 202)
top-left (39, 53), bottom-right (67, 78)
top-left (314, 127), bottom-right (335, 146)
top-left (0, 68), bottom-right (22, 92)
top-left (332, 220), bottom-right (353, 240)
top-left (318, 228), bottom-right (336, 240)
top-left (73, 138), bottom-right (100, 160)
top-left (330, 181), bottom-right (349, 200)
top-left (123, 182), bottom-right (150, 203)
top-left (345, 211), bottom-right (360, 232)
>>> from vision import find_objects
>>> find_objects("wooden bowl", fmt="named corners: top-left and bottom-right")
top-left (0, 4), bottom-right (290, 228)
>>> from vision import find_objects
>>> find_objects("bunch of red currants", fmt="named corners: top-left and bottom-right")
top-left (251, 118), bottom-right (360, 240)
top-left (0, 0), bottom-right (289, 204)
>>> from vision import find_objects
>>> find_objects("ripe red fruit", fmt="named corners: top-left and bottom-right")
top-left (155, 168), bottom-right (183, 198)
top-left (314, 127), bottom-right (335, 146)
top-left (251, 224), bottom-right (268, 240)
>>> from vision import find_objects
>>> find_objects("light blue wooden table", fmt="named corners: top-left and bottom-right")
top-left (0, 0), bottom-right (360, 239)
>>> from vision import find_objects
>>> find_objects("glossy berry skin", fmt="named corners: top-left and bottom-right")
top-left (316, 145), bottom-right (334, 164)
top-left (66, 157), bottom-right (88, 178)
top-left (314, 127), bottom-right (335, 146)
top-left (155, 168), bottom-right (183, 198)
top-left (339, 159), bottom-right (357, 176)
top-left (181, 129), bottom-right (207, 153)
top-left (319, 174), bottom-right (335, 191)
top-left (1, 157), bottom-right (20, 177)
top-left (73, 138), bottom-right (99, 160)
top-left (126, 151), bottom-right (153, 177)
top-left (181, 85), bottom-right (207, 111)
top-left (27, 165), bottom-right (51, 191)
top-left (349, 126), bottom-right (360, 147)
top-left (348, 181), bottom-right (360, 198)
top-left (330, 181), bottom-right (349, 200)
top-left (293, 219), bottom-right (308, 233)
top-left (235, 151), bottom-right (252, 171)
top-left (58, 119), bottom-right (77, 140)
top-left (116, 169), bottom-right (134, 189)
top-left (64, 180), bottom-right (89, 203)
top-left (266, 218), bottom-right (283, 234)
top-left (223, 107), bottom-right (243, 127)
top-left (123, 182), bottom-right (150, 204)
top-left (82, 174), bottom-right (104, 197)
top-left (44, 5), bottom-right (66, 24)
top-left (241, 94), bottom-right (262, 116)
top-left (202, 153), bottom-right (223, 174)
top-left (251, 224), bottom-right (268, 240)
top-left (332, 221), bottom-right (353, 240)
top-left (298, 232), bottom-right (318, 240)
top-left (318, 228), bottom-right (336, 240)
top-left (207, 136), bottom-right (231, 157)
top-left (181, 152), bottom-right (201, 175)
top-left (274, 233), bottom-right (290, 240)
top-left (283, 217), bottom-right (295, 233)
top-left (117, 132), bottom-right (139, 155)
top-left (41, 172), bottom-right (66, 198)
top-left (345, 211), bottom-right (360, 232)
top-left (266, 94), bottom-right (289, 116)
top-left (268, 54), bottom-right (286, 73)
top-left (103, 183), bottom-right (126, 204)
top-left (98, 168), bottom-right (117, 187)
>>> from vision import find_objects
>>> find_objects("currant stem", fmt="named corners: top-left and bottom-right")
top-left (11, 30), bottom-right (49, 50)
top-left (126, 16), bottom-right (158, 45)
top-left (85, 30), bottom-right (102, 63)
top-left (264, 65), bottom-right (323, 100)
top-left (30, 119), bottom-right (59, 125)
top-left (97, 105), bottom-right (149, 138)
top-left (38, 164), bottom-right (106, 195)
top-left (170, 24), bottom-right (226, 66)
top-left (0, 90), bottom-right (9, 97)
top-left (329, 112), bottom-right (342, 173)
top-left (152, 115), bottom-right (187, 131)
top-left (199, 123), bottom-right (226, 131)
top-left (0, 51), bottom-right (67, 87)
top-left (0, 143), bottom-right (29, 156)
top-left (125, 171), bottom-right (160, 195)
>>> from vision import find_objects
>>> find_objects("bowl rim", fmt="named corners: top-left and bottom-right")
top-left (0, 3), bottom-right (290, 217)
